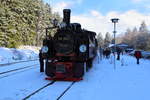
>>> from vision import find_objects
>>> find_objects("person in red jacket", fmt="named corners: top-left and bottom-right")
top-left (134, 50), bottom-right (142, 64)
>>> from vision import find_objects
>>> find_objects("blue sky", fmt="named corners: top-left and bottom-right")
top-left (44, 0), bottom-right (150, 15)
top-left (43, 0), bottom-right (150, 36)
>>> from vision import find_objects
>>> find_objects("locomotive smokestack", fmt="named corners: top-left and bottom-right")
top-left (63, 9), bottom-right (71, 25)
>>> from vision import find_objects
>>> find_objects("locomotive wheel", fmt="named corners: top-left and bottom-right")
top-left (45, 61), bottom-right (55, 77)
top-left (74, 62), bottom-right (84, 78)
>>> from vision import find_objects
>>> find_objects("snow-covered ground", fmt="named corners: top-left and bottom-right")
top-left (0, 46), bottom-right (39, 64)
top-left (61, 55), bottom-right (150, 100)
top-left (0, 53), bottom-right (150, 100)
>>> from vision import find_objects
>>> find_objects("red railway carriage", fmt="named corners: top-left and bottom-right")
top-left (41, 9), bottom-right (97, 81)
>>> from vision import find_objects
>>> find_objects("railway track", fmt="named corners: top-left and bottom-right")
top-left (0, 60), bottom-right (76, 100)
top-left (56, 82), bottom-right (75, 100)
top-left (0, 64), bottom-right (38, 75)
top-left (0, 59), bottom-right (38, 67)
top-left (22, 81), bottom-right (56, 100)
top-left (21, 81), bottom-right (76, 100)
top-left (0, 66), bottom-right (39, 79)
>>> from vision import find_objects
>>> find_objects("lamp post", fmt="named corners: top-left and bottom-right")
top-left (111, 18), bottom-right (119, 70)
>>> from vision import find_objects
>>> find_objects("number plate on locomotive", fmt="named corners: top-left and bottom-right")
top-left (56, 65), bottom-right (66, 73)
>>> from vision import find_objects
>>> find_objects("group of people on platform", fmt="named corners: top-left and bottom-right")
top-left (98, 46), bottom-right (142, 64)
top-left (99, 47), bottom-right (123, 60)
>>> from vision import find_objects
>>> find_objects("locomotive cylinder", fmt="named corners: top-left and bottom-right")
top-left (63, 9), bottom-right (71, 25)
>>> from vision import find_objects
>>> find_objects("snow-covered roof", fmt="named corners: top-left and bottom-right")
top-left (108, 44), bottom-right (115, 47)
top-left (117, 44), bottom-right (128, 47)
top-left (108, 43), bottom-right (128, 48)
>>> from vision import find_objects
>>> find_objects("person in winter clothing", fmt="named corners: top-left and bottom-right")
top-left (134, 50), bottom-right (142, 64)
top-left (39, 50), bottom-right (44, 72)
top-left (103, 49), bottom-right (106, 58)
top-left (99, 47), bottom-right (103, 60)
top-left (104, 48), bottom-right (111, 59)
top-left (116, 47), bottom-right (122, 60)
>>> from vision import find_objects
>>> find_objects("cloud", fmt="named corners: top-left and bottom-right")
top-left (132, 0), bottom-right (143, 2)
top-left (51, 1), bottom-right (150, 37)
top-left (71, 12), bottom-right (110, 36)
top-left (71, 10), bottom-right (150, 36)
top-left (52, 0), bottom-right (83, 15)
top-left (71, 13), bottom-right (111, 37)
top-left (131, 0), bottom-right (148, 3)
top-left (90, 10), bottom-right (103, 18)
top-left (52, 1), bottom-right (73, 15)
top-left (74, 0), bottom-right (83, 4)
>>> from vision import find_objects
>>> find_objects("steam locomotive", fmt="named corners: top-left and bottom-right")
top-left (41, 9), bottom-right (97, 81)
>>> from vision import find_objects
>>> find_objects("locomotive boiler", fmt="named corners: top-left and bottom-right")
top-left (41, 9), bottom-right (97, 81)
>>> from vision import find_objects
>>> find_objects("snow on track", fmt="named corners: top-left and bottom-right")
top-left (0, 67), bottom-right (48, 100)
top-left (0, 60), bottom-right (39, 73)
top-left (0, 59), bottom-right (38, 67)
top-left (0, 64), bottom-right (39, 79)
top-left (27, 82), bottom-right (75, 100)
top-left (22, 81), bottom-right (56, 100)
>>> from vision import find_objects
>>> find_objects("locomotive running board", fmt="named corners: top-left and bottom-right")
top-left (45, 77), bottom-right (83, 81)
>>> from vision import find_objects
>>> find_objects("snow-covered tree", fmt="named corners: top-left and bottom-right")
top-left (104, 32), bottom-right (112, 47)
top-left (139, 21), bottom-right (148, 33)
top-left (120, 21), bottom-right (150, 50)
top-left (97, 32), bottom-right (104, 47)
top-left (136, 21), bottom-right (149, 50)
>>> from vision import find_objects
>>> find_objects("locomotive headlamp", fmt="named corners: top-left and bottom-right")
top-left (79, 44), bottom-right (87, 53)
top-left (41, 46), bottom-right (49, 53)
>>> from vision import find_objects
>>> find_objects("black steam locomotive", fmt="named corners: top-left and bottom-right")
top-left (41, 9), bottom-right (97, 81)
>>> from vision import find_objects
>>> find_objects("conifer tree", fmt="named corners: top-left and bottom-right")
top-left (0, 0), bottom-right (61, 47)
top-left (97, 32), bottom-right (104, 48)
top-left (104, 32), bottom-right (112, 47)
